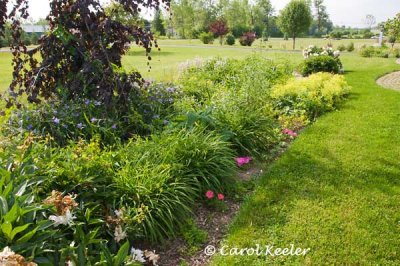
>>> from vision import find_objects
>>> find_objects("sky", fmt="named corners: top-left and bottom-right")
top-left (21, 0), bottom-right (399, 28)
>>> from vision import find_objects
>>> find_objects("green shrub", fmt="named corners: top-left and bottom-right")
top-left (270, 72), bottom-right (351, 123)
top-left (359, 46), bottom-right (375, 57)
top-left (177, 56), bottom-right (291, 156)
top-left (225, 34), bottom-right (235, 45)
top-left (359, 46), bottom-right (391, 58)
top-left (346, 42), bottom-right (355, 52)
top-left (392, 48), bottom-right (400, 58)
top-left (113, 127), bottom-right (236, 242)
top-left (337, 44), bottom-right (346, 52)
top-left (5, 83), bottom-right (180, 146)
top-left (199, 32), bottom-right (214, 44)
top-left (300, 55), bottom-right (342, 76)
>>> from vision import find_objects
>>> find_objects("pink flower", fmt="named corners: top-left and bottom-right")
top-left (235, 157), bottom-right (252, 167)
top-left (282, 129), bottom-right (298, 137)
top-left (217, 194), bottom-right (225, 201)
top-left (205, 190), bottom-right (214, 199)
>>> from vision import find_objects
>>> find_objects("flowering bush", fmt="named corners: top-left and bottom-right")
top-left (301, 45), bottom-right (343, 76)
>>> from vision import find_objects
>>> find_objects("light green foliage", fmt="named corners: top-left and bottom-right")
top-left (178, 56), bottom-right (292, 156)
top-left (199, 32), bottom-right (215, 44)
top-left (277, 0), bottom-right (312, 49)
top-left (359, 46), bottom-right (394, 58)
top-left (270, 72), bottom-right (351, 125)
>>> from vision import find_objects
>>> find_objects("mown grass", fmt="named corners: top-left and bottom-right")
top-left (0, 45), bottom-right (297, 92)
top-left (156, 37), bottom-right (390, 50)
top-left (211, 55), bottom-right (400, 265)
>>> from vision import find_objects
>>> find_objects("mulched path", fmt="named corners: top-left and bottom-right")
top-left (376, 71), bottom-right (400, 91)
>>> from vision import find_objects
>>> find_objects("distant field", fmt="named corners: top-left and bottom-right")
top-left (156, 37), bottom-right (395, 50)
top-left (0, 37), bottom-right (398, 93)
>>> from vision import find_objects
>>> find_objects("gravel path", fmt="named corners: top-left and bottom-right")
top-left (377, 71), bottom-right (400, 91)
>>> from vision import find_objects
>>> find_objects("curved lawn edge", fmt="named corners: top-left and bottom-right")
top-left (209, 55), bottom-right (400, 265)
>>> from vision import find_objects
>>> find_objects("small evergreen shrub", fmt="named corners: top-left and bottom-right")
top-left (300, 55), bottom-right (342, 76)
top-left (346, 42), bottom-right (355, 52)
top-left (225, 34), bottom-right (235, 45)
top-left (199, 32), bottom-right (214, 44)
top-left (337, 44), bottom-right (346, 52)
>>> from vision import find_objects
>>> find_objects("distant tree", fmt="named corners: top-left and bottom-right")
top-left (384, 13), bottom-right (400, 48)
top-left (104, 0), bottom-right (144, 28)
top-left (313, 0), bottom-right (329, 34)
top-left (209, 18), bottom-right (229, 45)
top-left (152, 10), bottom-right (166, 36)
top-left (252, 0), bottom-right (273, 40)
top-left (278, 0), bottom-right (312, 49)
top-left (365, 14), bottom-right (376, 29)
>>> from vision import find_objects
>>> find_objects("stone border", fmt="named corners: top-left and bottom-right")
top-left (377, 71), bottom-right (400, 91)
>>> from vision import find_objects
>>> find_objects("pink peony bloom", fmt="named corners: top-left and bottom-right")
top-left (217, 193), bottom-right (225, 201)
top-left (205, 190), bottom-right (214, 199)
top-left (235, 157), bottom-right (252, 167)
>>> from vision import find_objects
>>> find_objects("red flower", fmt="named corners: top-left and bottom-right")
top-left (217, 193), bottom-right (225, 201)
top-left (205, 190), bottom-right (215, 199)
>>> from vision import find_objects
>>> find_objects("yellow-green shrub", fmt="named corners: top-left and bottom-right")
top-left (270, 73), bottom-right (351, 127)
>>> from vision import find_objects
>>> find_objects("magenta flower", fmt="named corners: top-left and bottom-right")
top-left (217, 193), bottom-right (225, 201)
top-left (282, 129), bottom-right (298, 137)
top-left (235, 157), bottom-right (252, 167)
top-left (205, 190), bottom-right (214, 199)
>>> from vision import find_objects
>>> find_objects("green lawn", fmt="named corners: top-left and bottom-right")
top-left (211, 55), bottom-right (400, 265)
top-left (156, 37), bottom-right (388, 51)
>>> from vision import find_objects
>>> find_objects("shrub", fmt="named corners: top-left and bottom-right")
top-left (225, 34), bottom-right (235, 45)
top-left (359, 46), bottom-right (375, 57)
top-left (239, 32), bottom-right (256, 46)
top-left (177, 56), bottom-right (291, 156)
top-left (112, 127), bottom-right (236, 242)
top-left (346, 42), bottom-right (355, 52)
top-left (4, 82), bottom-right (180, 145)
top-left (337, 44), bottom-right (346, 52)
top-left (270, 72), bottom-right (351, 124)
top-left (392, 48), bottom-right (400, 58)
top-left (359, 46), bottom-right (391, 58)
top-left (300, 55), bottom-right (342, 76)
top-left (199, 32), bottom-right (214, 44)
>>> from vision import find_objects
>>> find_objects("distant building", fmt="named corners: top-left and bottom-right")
top-left (22, 25), bottom-right (49, 35)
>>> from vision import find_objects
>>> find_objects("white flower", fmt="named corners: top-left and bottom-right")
top-left (130, 248), bottom-right (146, 263)
top-left (334, 50), bottom-right (340, 57)
top-left (114, 225), bottom-right (127, 243)
top-left (145, 250), bottom-right (160, 266)
top-left (66, 260), bottom-right (75, 266)
top-left (114, 209), bottom-right (124, 218)
top-left (49, 210), bottom-right (76, 227)
top-left (0, 247), bottom-right (15, 258)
